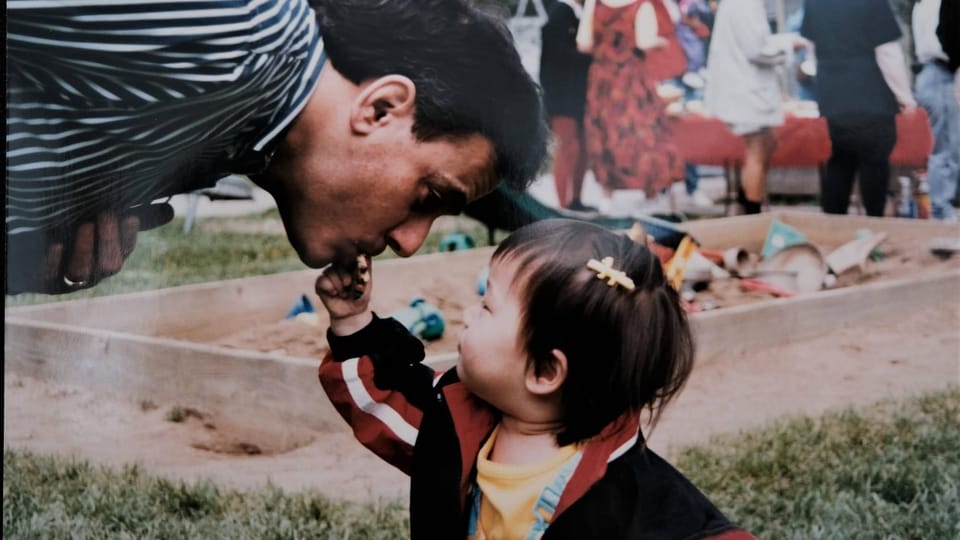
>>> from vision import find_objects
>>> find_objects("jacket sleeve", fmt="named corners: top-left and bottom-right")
top-left (318, 314), bottom-right (439, 474)
top-left (730, 0), bottom-right (785, 67)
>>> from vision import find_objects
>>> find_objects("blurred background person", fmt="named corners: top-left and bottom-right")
top-left (705, 0), bottom-right (787, 214)
top-left (914, 0), bottom-right (959, 222)
top-left (937, 0), bottom-right (960, 104)
top-left (541, 0), bottom-right (595, 212)
top-left (786, 6), bottom-right (816, 101)
top-left (671, 0), bottom-right (715, 208)
top-left (801, 0), bottom-right (916, 217)
top-left (577, 0), bottom-right (685, 214)
top-left (671, 0), bottom-right (711, 98)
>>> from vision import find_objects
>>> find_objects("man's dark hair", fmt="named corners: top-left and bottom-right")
top-left (493, 219), bottom-right (695, 446)
top-left (311, 0), bottom-right (549, 190)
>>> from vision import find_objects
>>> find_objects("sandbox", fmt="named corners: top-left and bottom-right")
top-left (5, 211), bottom-right (958, 432)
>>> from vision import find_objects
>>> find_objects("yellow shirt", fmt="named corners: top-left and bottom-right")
top-left (470, 426), bottom-right (581, 540)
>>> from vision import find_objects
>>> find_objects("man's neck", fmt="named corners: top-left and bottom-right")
top-left (253, 63), bottom-right (348, 192)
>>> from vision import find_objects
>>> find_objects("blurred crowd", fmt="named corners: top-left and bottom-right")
top-left (538, 0), bottom-right (959, 221)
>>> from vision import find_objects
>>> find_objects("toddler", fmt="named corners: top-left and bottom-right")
top-left (317, 218), bottom-right (754, 539)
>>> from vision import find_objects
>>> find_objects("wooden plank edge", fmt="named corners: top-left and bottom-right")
top-left (691, 268), bottom-right (960, 365)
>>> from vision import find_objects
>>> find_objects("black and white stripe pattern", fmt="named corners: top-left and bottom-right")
top-left (7, 0), bottom-right (326, 234)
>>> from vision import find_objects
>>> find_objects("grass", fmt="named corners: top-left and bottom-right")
top-left (5, 212), bottom-right (505, 308)
top-left (5, 389), bottom-right (958, 539)
top-left (677, 388), bottom-right (960, 539)
top-left (2, 452), bottom-right (408, 539)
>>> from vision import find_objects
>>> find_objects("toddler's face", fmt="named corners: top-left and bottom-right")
top-left (456, 259), bottom-right (531, 413)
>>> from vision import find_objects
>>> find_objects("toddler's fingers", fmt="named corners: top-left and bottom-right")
top-left (316, 269), bottom-right (355, 297)
top-left (315, 272), bottom-right (341, 298)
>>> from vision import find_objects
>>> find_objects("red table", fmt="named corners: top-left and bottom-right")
top-left (669, 108), bottom-right (934, 213)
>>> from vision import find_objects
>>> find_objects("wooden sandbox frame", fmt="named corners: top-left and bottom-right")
top-left (6, 211), bottom-right (958, 431)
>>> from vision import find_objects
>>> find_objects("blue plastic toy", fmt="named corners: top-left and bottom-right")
top-left (476, 266), bottom-right (490, 296)
top-left (761, 220), bottom-right (807, 260)
top-left (285, 294), bottom-right (315, 319)
top-left (634, 215), bottom-right (694, 250)
top-left (438, 232), bottom-right (476, 252)
top-left (388, 297), bottom-right (445, 341)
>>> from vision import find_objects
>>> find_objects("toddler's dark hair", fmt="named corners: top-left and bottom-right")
top-left (492, 219), bottom-right (694, 446)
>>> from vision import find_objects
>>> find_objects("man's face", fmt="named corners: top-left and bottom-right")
top-left (261, 91), bottom-right (497, 268)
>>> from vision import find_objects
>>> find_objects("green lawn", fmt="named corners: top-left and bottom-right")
top-left (5, 213), bottom-right (505, 307)
top-left (680, 389), bottom-right (960, 539)
top-left (5, 389), bottom-right (958, 539)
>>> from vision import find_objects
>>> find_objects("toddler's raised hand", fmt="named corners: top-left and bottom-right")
top-left (315, 255), bottom-right (374, 336)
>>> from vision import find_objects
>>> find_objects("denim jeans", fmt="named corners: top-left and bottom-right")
top-left (916, 62), bottom-right (960, 220)
top-left (667, 77), bottom-right (703, 195)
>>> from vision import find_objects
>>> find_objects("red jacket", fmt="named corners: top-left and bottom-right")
top-left (319, 315), bottom-right (756, 539)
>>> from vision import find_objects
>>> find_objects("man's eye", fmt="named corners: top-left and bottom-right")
top-left (417, 189), bottom-right (444, 213)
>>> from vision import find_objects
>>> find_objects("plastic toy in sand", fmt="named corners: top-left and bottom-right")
top-left (476, 266), bottom-right (490, 296)
top-left (438, 232), bottom-right (476, 252)
top-left (285, 294), bottom-right (315, 319)
top-left (761, 220), bottom-right (807, 260)
top-left (388, 297), bottom-right (446, 341)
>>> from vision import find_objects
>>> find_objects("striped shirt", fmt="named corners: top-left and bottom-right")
top-left (7, 0), bottom-right (327, 235)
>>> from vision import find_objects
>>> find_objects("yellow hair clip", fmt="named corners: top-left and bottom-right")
top-left (586, 257), bottom-right (636, 291)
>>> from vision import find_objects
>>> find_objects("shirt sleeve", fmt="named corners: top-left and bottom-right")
top-left (866, 0), bottom-right (903, 48)
top-left (319, 314), bottom-right (439, 474)
top-left (732, 0), bottom-right (776, 65)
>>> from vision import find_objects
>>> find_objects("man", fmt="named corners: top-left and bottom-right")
top-left (6, 0), bottom-right (548, 294)
top-left (914, 0), bottom-right (959, 222)
top-left (801, 0), bottom-right (915, 217)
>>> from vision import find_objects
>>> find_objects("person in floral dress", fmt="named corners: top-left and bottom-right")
top-left (577, 0), bottom-right (684, 205)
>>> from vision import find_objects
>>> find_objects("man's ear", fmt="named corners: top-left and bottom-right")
top-left (525, 349), bottom-right (568, 397)
top-left (349, 75), bottom-right (416, 135)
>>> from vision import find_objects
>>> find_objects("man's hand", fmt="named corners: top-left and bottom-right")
top-left (315, 256), bottom-right (374, 336)
top-left (6, 203), bottom-right (174, 295)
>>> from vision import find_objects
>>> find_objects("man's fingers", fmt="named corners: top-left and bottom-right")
top-left (42, 242), bottom-right (65, 290)
top-left (66, 222), bottom-right (96, 283)
top-left (97, 212), bottom-right (123, 276)
top-left (120, 214), bottom-right (140, 258)
top-left (125, 202), bottom-right (174, 232)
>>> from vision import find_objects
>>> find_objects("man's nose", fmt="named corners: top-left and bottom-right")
top-left (386, 217), bottom-right (433, 258)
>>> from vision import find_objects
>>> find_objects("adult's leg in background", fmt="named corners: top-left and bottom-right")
top-left (916, 63), bottom-right (960, 220)
top-left (822, 116), bottom-right (861, 215)
top-left (739, 128), bottom-right (777, 213)
top-left (852, 115), bottom-right (897, 217)
top-left (684, 163), bottom-right (699, 195)
top-left (550, 116), bottom-right (587, 209)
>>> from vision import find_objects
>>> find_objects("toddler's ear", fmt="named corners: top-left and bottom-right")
top-left (525, 349), bottom-right (568, 396)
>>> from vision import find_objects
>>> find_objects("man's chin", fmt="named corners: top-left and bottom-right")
top-left (297, 244), bottom-right (368, 269)
top-left (291, 238), bottom-right (336, 269)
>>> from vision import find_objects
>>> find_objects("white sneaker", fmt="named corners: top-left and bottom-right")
top-left (609, 190), bottom-right (647, 217)
top-left (687, 189), bottom-right (714, 207)
top-left (631, 191), bottom-right (674, 216)
top-left (595, 196), bottom-right (616, 216)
